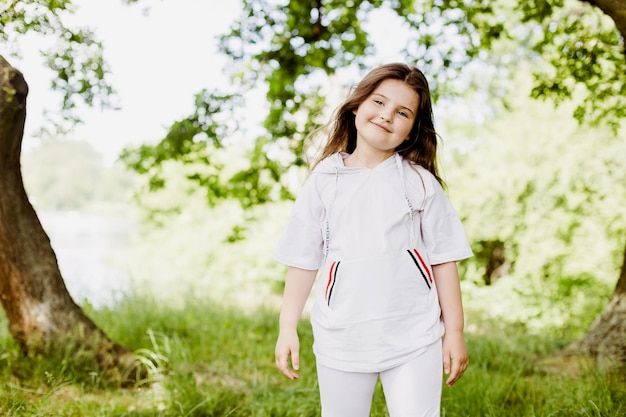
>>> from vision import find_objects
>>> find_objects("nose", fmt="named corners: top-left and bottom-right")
top-left (379, 111), bottom-right (391, 122)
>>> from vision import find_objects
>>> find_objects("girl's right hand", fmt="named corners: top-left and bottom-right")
top-left (275, 330), bottom-right (300, 379)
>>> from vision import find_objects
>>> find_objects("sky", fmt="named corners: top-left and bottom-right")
top-left (11, 0), bottom-right (241, 163)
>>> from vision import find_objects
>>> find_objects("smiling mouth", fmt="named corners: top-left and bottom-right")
top-left (371, 122), bottom-right (391, 132)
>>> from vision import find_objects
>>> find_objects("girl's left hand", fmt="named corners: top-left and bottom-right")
top-left (442, 330), bottom-right (468, 387)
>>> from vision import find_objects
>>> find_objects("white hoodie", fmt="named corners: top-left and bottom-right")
top-left (274, 152), bottom-right (472, 372)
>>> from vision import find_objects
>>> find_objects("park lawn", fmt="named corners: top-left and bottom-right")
top-left (0, 295), bottom-right (624, 417)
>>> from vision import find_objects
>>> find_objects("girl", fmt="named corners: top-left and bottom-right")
top-left (273, 63), bottom-right (472, 417)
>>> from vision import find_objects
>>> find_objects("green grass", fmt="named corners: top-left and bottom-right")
top-left (0, 295), bottom-right (624, 417)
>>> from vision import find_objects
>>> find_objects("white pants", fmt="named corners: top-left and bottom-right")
top-left (316, 340), bottom-right (443, 417)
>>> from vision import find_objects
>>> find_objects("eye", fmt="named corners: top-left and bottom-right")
top-left (373, 98), bottom-right (384, 106)
top-left (398, 110), bottom-right (410, 118)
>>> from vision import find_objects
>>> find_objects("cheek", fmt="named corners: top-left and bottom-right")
top-left (400, 121), bottom-right (415, 137)
top-left (353, 109), bottom-right (370, 127)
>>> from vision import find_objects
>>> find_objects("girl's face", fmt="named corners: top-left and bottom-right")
top-left (353, 79), bottom-right (419, 157)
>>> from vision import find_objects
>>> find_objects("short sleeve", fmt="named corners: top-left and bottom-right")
top-left (273, 175), bottom-right (325, 270)
top-left (420, 176), bottom-right (473, 265)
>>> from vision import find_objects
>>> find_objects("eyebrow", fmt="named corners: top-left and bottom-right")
top-left (372, 93), bottom-right (416, 117)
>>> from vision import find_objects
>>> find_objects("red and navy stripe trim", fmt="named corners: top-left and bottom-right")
top-left (325, 261), bottom-right (340, 305)
top-left (407, 249), bottom-right (432, 290)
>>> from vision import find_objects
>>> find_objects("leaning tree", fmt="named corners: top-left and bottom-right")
top-left (0, 1), bottom-right (144, 381)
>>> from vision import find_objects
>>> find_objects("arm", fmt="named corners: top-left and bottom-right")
top-left (433, 261), bottom-right (468, 387)
top-left (275, 266), bottom-right (318, 380)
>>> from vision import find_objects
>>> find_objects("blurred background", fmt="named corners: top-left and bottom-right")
top-left (7, 0), bottom-right (626, 348)
top-left (2, 0), bottom-right (625, 414)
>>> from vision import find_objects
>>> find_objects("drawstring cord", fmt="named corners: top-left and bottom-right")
top-left (323, 167), bottom-right (340, 265)
top-left (395, 153), bottom-right (417, 249)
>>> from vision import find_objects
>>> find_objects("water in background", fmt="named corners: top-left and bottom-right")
top-left (38, 210), bottom-right (135, 308)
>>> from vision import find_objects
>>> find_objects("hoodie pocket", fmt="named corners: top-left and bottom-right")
top-left (320, 251), bottom-right (432, 327)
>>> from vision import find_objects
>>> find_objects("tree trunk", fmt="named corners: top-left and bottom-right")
top-left (0, 55), bottom-right (143, 383)
top-left (566, 243), bottom-right (626, 367)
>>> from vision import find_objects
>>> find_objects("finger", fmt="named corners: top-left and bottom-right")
top-left (446, 356), bottom-right (468, 387)
top-left (275, 354), bottom-right (285, 371)
top-left (275, 353), bottom-right (299, 380)
top-left (291, 349), bottom-right (300, 371)
top-left (283, 367), bottom-right (299, 379)
top-left (275, 353), bottom-right (289, 374)
top-left (446, 358), bottom-right (460, 387)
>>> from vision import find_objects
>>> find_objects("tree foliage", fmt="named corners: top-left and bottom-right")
top-left (4, 1), bottom-right (623, 201)
top-left (442, 69), bottom-right (626, 331)
top-left (524, 0), bottom-right (626, 130)
top-left (117, 0), bottom-right (624, 208)
top-left (1, 0), bottom-right (116, 134)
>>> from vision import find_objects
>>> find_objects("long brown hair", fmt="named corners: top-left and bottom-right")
top-left (310, 63), bottom-right (443, 185)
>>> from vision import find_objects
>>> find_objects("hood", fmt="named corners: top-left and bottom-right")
top-left (312, 152), bottom-right (399, 175)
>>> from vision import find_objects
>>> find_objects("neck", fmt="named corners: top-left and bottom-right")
top-left (353, 149), bottom-right (394, 168)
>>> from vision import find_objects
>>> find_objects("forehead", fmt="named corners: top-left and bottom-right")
top-left (371, 79), bottom-right (419, 111)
